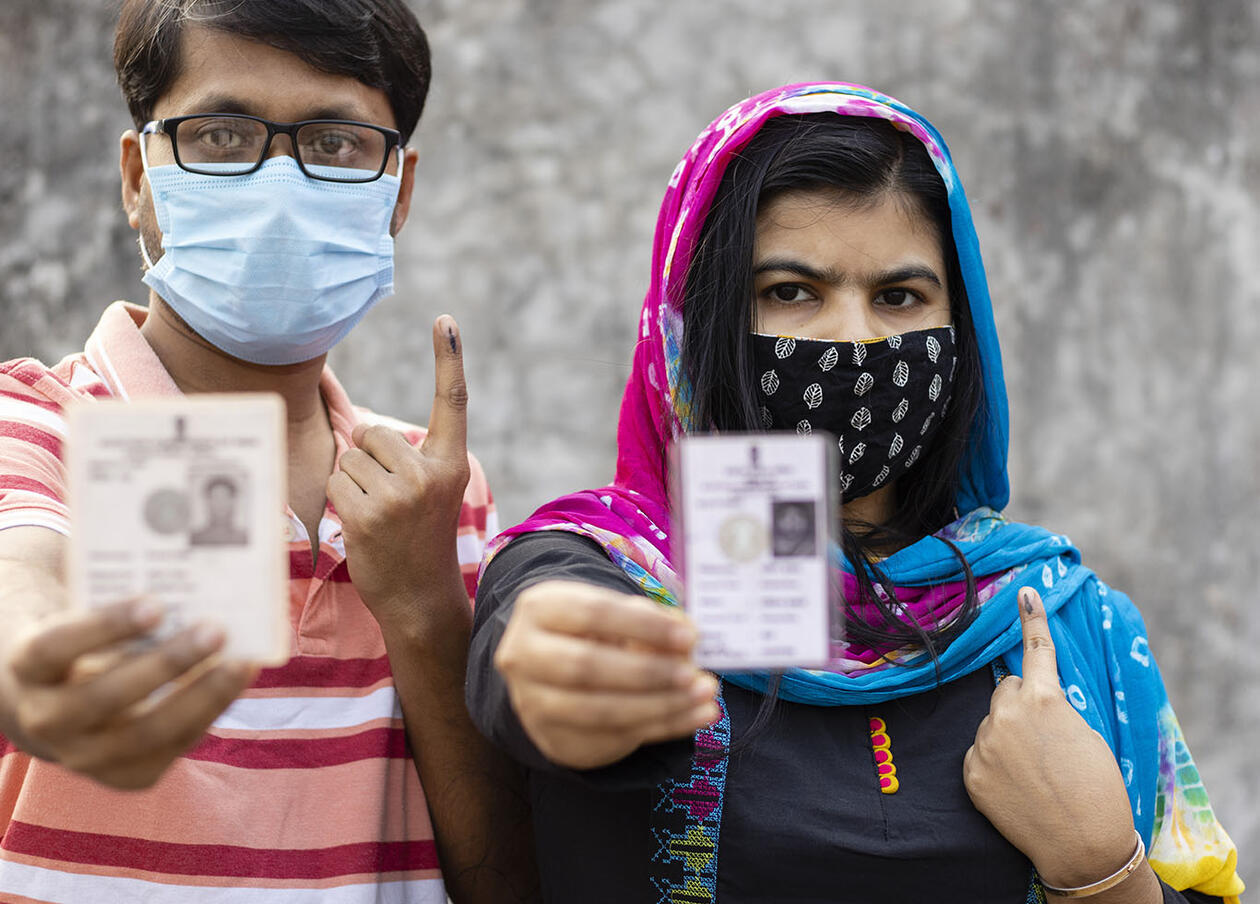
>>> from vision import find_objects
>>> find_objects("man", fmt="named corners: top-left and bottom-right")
top-left (0, 2), bottom-right (535, 901)
top-left (189, 476), bottom-right (249, 546)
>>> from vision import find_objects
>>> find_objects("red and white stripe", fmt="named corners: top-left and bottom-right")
top-left (0, 303), bottom-right (498, 903)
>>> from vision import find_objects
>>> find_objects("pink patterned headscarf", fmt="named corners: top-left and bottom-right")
top-left (476, 88), bottom-right (1247, 897)
top-left (482, 82), bottom-right (1012, 668)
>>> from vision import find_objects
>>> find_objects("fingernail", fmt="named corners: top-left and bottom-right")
top-left (690, 674), bottom-right (717, 702)
top-left (1020, 588), bottom-right (1034, 612)
top-left (131, 599), bottom-right (164, 627)
top-left (191, 624), bottom-right (225, 653)
top-left (437, 315), bottom-right (459, 353)
top-left (670, 623), bottom-right (697, 650)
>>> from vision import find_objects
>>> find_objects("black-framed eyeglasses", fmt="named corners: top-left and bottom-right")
top-left (141, 114), bottom-right (402, 183)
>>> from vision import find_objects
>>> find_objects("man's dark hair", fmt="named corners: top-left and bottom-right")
top-left (114, 0), bottom-right (431, 142)
top-left (681, 113), bottom-right (984, 664)
top-left (203, 475), bottom-right (238, 497)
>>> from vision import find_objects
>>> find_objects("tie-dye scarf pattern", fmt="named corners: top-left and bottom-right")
top-left (481, 83), bottom-right (1242, 901)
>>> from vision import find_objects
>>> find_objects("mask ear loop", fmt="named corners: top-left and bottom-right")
top-left (137, 123), bottom-right (159, 270)
top-left (390, 143), bottom-right (406, 194)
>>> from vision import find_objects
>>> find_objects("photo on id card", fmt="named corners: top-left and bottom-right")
top-left (67, 394), bottom-right (289, 665)
top-left (671, 432), bottom-right (841, 672)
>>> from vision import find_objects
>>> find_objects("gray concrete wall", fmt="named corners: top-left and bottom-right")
top-left (2, 0), bottom-right (1256, 887)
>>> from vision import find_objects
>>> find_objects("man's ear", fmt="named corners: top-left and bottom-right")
top-left (389, 146), bottom-right (420, 237)
top-left (120, 129), bottom-right (145, 231)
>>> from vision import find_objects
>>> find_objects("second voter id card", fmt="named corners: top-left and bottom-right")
top-left (672, 433), bottom-right (839, 671)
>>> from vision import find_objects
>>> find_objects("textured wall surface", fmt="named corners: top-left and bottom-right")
top-left (1, 0), bottom-right (1256, 887)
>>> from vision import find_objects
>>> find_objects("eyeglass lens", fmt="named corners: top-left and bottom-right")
top-left (172, 116), bottom-right (390, 179)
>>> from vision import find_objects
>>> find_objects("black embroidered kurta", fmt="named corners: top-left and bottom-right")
top-left (466, 532), bottom-right (1222, 904)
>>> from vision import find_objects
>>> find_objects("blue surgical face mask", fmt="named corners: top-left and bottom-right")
top-left (138, 144), bottom-right (402, 366)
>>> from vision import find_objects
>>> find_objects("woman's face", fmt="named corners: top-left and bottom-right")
top-left (752, 189), bottom-right (952, 341)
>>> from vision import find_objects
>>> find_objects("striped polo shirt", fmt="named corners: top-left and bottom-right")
top-left (0, 302), bottom-right (497, 903)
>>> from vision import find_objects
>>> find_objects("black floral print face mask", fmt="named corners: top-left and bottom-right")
top-left (750, 326), bottom-right (957, 500)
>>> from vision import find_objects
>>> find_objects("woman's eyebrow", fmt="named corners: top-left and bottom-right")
top-left (869, 265), bottom-right (943, 288)
top-left (753, 257), bottom-right (844, 284)
top-left (753, 258), bottom-right (944, 289)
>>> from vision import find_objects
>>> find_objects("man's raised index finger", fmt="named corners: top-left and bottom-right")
top-left (423, 314), bottom-right (468, 458)
top-left (1017, 585), bottom-right (1058, 684)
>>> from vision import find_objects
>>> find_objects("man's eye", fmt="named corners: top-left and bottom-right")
top-left (316, 136), bottom-right (348, 153)
top-left (202, 128), bottom-right (242, 148)
top-left (305, 130), bottom-right (359, 157)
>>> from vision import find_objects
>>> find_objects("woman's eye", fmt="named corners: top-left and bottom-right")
top-left (877, 288), bottom-right (919, 308)
top-left (768, 284), bottom-right (812, 304)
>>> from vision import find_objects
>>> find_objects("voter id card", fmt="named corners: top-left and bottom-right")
top-left (67, 394), bottom-right (289, 665)
top-left (672, 433), bottom-right (839, 671)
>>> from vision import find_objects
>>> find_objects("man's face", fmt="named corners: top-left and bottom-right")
top-left (206, 483), bottom-right (236, 523)
top-left (777, 505), bottom-right (809, 541)
top-left (125, 24), bottom-right (415, 266)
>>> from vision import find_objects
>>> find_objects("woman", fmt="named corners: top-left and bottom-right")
top-left (466, 84), bottom-right (1243, 903)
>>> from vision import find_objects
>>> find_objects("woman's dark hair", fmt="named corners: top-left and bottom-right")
top-left (681, 113), bottom-right (985, 668)
top-left (114, 0), bottom-right (431, 142)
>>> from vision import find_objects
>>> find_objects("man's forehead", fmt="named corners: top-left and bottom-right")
top-left (151, 24), bottom-right (396, 127)
top-left (171, 92), bottom-right (378, 124)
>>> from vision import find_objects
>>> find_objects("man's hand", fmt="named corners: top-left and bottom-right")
top-left (963, 587), bottom-right (1151, 898)
top-left (327, 314), bottom-right (471, 632)
top-left (1, 597), bottom-right (255, 789)
top-left (326, 317), bottom-right (539, 901)
top-left (495, 580), bottom-right (719, 770)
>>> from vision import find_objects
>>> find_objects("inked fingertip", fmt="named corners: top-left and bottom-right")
top-left (435, 313), bottom-right (460, 342)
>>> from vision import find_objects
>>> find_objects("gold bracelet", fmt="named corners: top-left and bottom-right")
top-left (1041, 830), bottom-right (1146, 898)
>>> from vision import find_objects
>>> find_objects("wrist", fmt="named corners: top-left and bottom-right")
top-left (1036, 825), bottom-right (1141, 890)
top-left (375, 589), bottom-right (472, 685)
top-left (1040, 830), bottom-right (1152, 900)
top-left (365, 563), bottom-right (471, 634)
top-left (375, 589), bottom-right (471, 641)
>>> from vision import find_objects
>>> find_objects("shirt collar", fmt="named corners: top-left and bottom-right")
top-left (83, 302), bottom-right (182, 400)
top-left (85, 301), bottom-right (361, 452)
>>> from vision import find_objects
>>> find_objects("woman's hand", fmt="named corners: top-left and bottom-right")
top-left (494, 580), bottom-right (719, 769)
top-left (963, 587), bottom-right (1140, 890)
